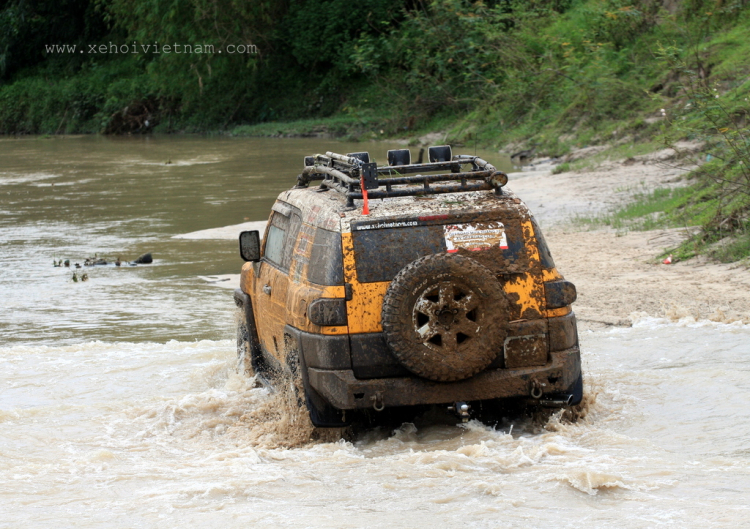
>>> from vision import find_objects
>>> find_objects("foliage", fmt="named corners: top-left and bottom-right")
top-left (0, 58), bottom-right (153, 133)
top-left (551, 162), bottom-right (571, 174)
top-left (283, 0), bottom-right (401, 73)
top-left (654, 37), bottom-right (750, 261)
top-left (98, 0), bottom-right (287, 128)
top-left (0, 0), bottom-right (109, 80)
top-left (1, 0), bottom-right (750, 147)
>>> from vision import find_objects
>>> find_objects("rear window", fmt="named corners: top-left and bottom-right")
top-left (352, 220), bottom-right (529, 283)
top-left (352, 226), bottom-right (446, 283)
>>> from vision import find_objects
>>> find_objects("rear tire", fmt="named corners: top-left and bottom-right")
top-left (287, 347), bottom-right (351, 428)
top-left (568, 372), bottom-right (584, 406)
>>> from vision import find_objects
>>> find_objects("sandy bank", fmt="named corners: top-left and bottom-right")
top-left (174, 220), bottom-right (267, 240)
top-left (512, 146), bottom-right (750, 328)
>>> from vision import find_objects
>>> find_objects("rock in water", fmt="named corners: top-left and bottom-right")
top-left (133, 252), bottom-right (153, 264)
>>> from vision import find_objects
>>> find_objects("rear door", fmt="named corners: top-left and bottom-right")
top-left (344, 215), bottom-right (531, 333)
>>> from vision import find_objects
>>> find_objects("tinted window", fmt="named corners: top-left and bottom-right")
top-left (308, 229), bottom-right (344, 285)
top-left (531, 217), bottom-right (555, 269)
top-left (264, 223), bottom-right (287, 267)
top-left (353, 226), bottom-right (446, 283)
top-left (283, 213), bottom-right (302, 268)
top-left (352, 220), bottom-right (530, 282)
top-left (263, 207), bottom-right (302, 270)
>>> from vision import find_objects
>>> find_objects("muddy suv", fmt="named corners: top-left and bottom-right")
top-left (234, 146), bottom-right (582, 427)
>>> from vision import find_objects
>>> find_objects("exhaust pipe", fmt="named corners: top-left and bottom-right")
top-left (539, 394), bottom-right (574, 408)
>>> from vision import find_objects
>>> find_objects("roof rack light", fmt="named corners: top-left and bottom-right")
top-left (428, 145), bottom-right (452, 163)
top-left (387, 149), bottom-right (411, 166)
top-left (346, 152), bottom-right (371, 164)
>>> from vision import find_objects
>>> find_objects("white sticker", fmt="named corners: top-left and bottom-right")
top-left (444, 222), bottom-right (508, 253)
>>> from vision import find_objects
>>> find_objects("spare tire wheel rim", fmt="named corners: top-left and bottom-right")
top-left (414, 279), bottom-right (482, 351)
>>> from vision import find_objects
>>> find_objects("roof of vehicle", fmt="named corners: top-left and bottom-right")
top-left (277, 185), bottom-right (532, 234)
top-left (275, 146), bottom-right (532, 233)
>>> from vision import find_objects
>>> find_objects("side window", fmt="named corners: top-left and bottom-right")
top-left (308, 228), bottom-right (344, 285)
top-left (262, 206), bottom-right (303, 271)
top-left (263, 212), bottom-right (289, 267)
top-left (283, 213), bottom-right (302, 269)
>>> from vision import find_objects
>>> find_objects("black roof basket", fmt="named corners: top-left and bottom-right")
top-left (296, 146), bottom-right (508, 209)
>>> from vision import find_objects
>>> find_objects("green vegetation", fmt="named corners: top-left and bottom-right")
top-left (230, 116), bottom-right (385, 140)
top-left (583, 27), bottom-right (750, 264)
top-left (2, 0), bottom-right (750, 260)
top-left (578, 177), bottom-right (749, 263)
top-left (2, 0), bottom-right (747, 142)
top-left (654, 37), bottom-right (750, 263)
top-left (576, 186), bottom-right (695, 230)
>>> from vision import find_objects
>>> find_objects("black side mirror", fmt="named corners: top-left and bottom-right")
top-left (239, 230), bottom-right (261, 262)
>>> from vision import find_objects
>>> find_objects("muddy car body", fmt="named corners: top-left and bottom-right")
top-left (235, 146), bottom-right (582, 427)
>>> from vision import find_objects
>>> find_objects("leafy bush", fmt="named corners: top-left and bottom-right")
top-left (656, 40), bottom-right (750, 260)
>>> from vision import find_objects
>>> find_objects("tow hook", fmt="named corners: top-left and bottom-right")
top-left (371, 392), bottom-right (385, 412)
top-left (448, 401), bottom-right (471, 422)
top-left (529, 378), bottom-right (546, 399)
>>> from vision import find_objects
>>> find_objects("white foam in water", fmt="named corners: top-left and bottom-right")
top-left (0, 171), bottom-right (60, 185)
top-left (2, 321), bottom-right (750, 527)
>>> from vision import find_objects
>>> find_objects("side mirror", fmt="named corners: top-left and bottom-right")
top-left (239, 230), bottom-right (261, 262)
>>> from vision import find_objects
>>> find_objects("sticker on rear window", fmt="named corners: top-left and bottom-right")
top-left (444, 222), bottom-right (508, 252)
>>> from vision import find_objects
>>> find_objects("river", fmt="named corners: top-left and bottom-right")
top-left (1, 136), bottom-right (749, 528)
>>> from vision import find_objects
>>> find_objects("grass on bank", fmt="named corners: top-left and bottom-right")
top-left (575, 181), bottom-right (750, 264)
top-left (579, 186), bottom-right (694, 231)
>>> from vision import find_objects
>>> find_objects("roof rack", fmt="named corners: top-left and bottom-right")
top-left (296, 145), bottom-right (509, 209)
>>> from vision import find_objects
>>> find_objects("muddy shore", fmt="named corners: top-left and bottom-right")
top-left (510, 147), bottom-right (750, 330)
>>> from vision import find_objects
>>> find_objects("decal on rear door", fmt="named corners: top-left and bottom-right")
top-left (444, 222), bottom-right (508, 252)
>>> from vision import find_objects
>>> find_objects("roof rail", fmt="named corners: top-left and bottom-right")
top-left (296, 146), bottom-right (508, 209)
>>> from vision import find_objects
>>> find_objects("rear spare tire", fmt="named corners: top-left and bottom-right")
top-left (382, 253), bottom-right (509, 382)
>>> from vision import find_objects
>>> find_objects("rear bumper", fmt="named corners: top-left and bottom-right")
top-left (307, 346), bottom-right (581, 410)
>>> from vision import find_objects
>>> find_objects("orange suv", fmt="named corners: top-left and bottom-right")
top-left (235, 146), bottom-right (582, 427)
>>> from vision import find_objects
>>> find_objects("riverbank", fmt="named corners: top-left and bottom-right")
top-left (509, 146), bottom-right (750, 329)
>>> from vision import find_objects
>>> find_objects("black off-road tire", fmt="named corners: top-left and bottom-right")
top-left (236, 320), bottom-right (253, 376)
top-left (382, 253), bottom-right (509, 382)
top-left (287, 346), bottom-right (350, 428)
top-left (236, 308), bottom-right (268, 379)
top-left (567, 372), bottom-right (584, 406)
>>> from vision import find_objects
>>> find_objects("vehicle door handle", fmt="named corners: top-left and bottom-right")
top-left (263, 284), bottom-right (272, 295)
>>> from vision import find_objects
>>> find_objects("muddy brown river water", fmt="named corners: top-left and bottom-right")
top-left (1, 136), bottom-right (749, 528)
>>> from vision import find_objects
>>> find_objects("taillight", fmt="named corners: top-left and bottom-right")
top-left (545, 280), bottom-right (577, 309)
top-left (308, 298), bottom-right (348, 326)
